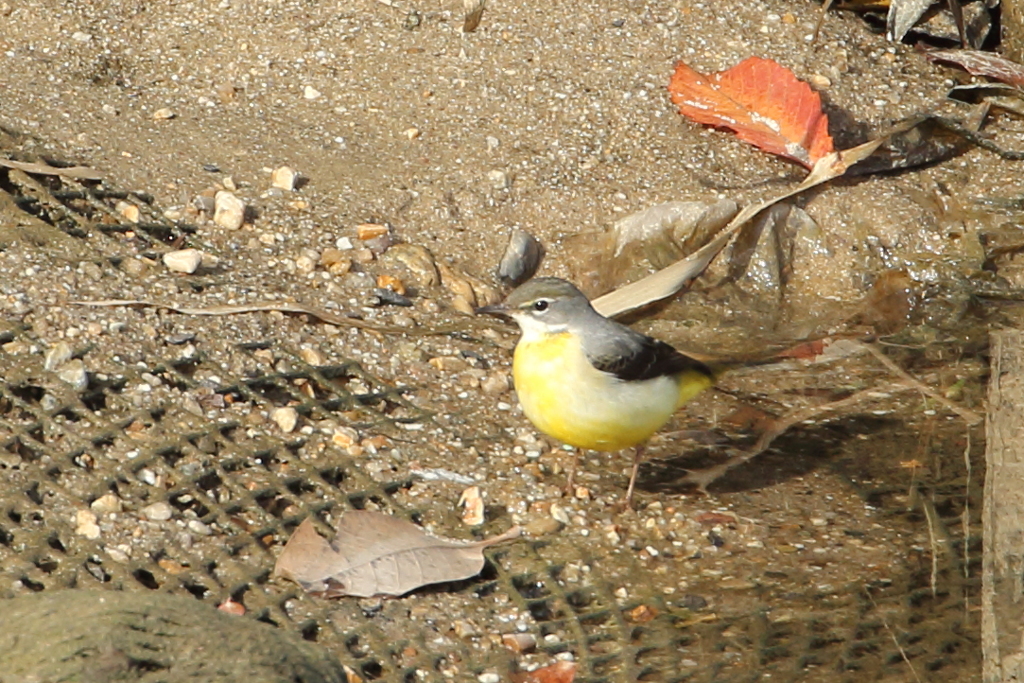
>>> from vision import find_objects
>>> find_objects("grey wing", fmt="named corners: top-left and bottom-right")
top-left (585, 326), bottom-right (712, 382)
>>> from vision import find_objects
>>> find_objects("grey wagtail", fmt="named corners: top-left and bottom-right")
top-left (479, 277), bottom-right (717, 504)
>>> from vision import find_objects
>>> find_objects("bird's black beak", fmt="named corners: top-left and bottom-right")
top-left (476, 302), bottom-right (511, 319)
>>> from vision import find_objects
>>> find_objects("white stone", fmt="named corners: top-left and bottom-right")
top-left (142, 502), bottom-right (173, 521)
top-left (271, 166), bottom-right (298, 191)
top-left (163, 249), bottom-right (203, 274)
top-left (214, 191), bottom-right (246, 230)
top-left (272, 407), bottom-right (299, 433)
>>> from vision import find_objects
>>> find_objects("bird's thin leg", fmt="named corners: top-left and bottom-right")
top-left (624, 447), bottom-right (645, 508)
top-left (565, 448), bottom-right (580, 495)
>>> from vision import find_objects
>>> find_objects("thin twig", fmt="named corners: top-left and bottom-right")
top-left (860, 342), bottom-right (983, 425)
top-left (962, 429), bottom-right (972, 617)
top-left (678, 383), bottom-right (908, 493)
top-left (71, 299), bottom-right (482, 338)
top-left (676, 371), bottom-right (977, 493)
top-left (915, 487), bottom-right (942, 598)
top-left (866, 591), bottom-right (924, 683)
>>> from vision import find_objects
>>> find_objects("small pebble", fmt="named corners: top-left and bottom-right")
top-left (163, 249), bottom-right (203, 274)
top-left (120, 258), bottom-right (146, 277)
top-left (487, 169), bottom-right (510, 190)
top-left (214, 191), bottom-right (246, 230)
top-left (453, 619), bottom-right (479, 638)
top-left (383, 243), bottom-right (440, 287)
top-left (481, 371), bottom-right (509, 395)
top-left (272, 406), bottom-right (299, 433)
top-left (188, 519), bottom-right (213, 536)
top-left (116, 201), bottom-right (141, 223)
top-left (165, 332), bottom-right (196, 345)
top-left (152, 107), bottom-right (175, 120)
top-left (142, 502), bottom-right (173, 521)
top-left (451, 294), bottom-right (475, 315)
top-left (809, 73), bottom-right (832, 89)
top-left (376, 274), bottom-right (406, 295)
top-left (90, 493), bottom-right (122, 515)
top-left (299, 346), bottom-right (325, 365)
top-left (372, 288), bottom-right (413, 307)
top-left (105, 546), bottom-right (130, 563)
top-left (332, 427), bottom-right (359, 447)
top-left (356, 223), bottom-right (389, 241)
top-left (459, 486), bottom-right (485, 526)
top-left (319, 248), bottom-right (348, 268)
top-left (303, 85), bottom-right (321, 100)
top-left (429, 356), bottom-right (468, 372)
top-left (57, 360), bottom-right (88, 391)
top-left (75, 509), bottom-right (101, 539)
top-left (500, 633), bottom-right (537, 654)
top-left (44, 341), bottom-right (73, 371)
top-left (271, 166), bottom-right (298, 191)
top-left (296, 255), bottom-right (316, 274)
top-left (525, 516), bottom-right (563, 536)
top-left (549, 503), bottom-right (570, 525)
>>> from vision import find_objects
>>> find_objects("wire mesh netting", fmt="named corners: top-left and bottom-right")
top-left (0, 133), bottom-right (984, 682)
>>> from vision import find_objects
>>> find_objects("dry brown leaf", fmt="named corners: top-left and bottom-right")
top-left (591, 138), bottom-right (883, 318)
top-left (274, 513), bottom-right (520, 598)
top-left (927, 49), bottom-right (1024, 88)
top-left (887, 0), bottom-right (935, 41)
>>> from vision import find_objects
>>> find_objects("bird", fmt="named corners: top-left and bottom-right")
top-left (478, 276), bottom-right (718, 505)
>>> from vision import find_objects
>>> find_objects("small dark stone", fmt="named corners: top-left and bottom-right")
top-left (202, 164), bottom-right (221, 172)
top-left (371, 288), bottom-right (413, 307)
top-left (165, 333), bottom-right (196, 345)
top-left (679, 594), bottom-right (708, 610)
top-left (497, 229), bottom-right (544, 287)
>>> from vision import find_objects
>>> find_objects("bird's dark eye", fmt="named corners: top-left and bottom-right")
top-left (532, 300), bottom-right (549, 312)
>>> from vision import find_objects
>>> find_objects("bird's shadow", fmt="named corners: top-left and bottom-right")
top-left (637, 415), bottom-right (899, 495)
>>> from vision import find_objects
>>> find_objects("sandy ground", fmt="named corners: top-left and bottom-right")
top-left (0, 0), bottom-right (1012, 680)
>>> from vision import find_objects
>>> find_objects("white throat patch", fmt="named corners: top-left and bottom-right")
top-left (511, 312), bottom-right (568, 342)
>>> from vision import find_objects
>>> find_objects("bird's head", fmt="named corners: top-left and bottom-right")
top-left (478, 277), bottom-right (594, 337)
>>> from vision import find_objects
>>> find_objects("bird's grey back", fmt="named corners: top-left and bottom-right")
top-left (568, 304), bottom-right (651, 362)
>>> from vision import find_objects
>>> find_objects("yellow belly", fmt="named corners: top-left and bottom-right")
top-left (512, 333), bottom-right (711, 452)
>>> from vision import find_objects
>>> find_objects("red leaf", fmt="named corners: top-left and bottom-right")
top-left (774, 339), bottom-right (828, 360)
top-left (668, 57), bottom-right (834, 168)
top-left (926, 49), bottom-right (1024, 88)
top-left (512, 662), bottom-right (577, 683)
top-left (217, 598), bottom-right (246, 616)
